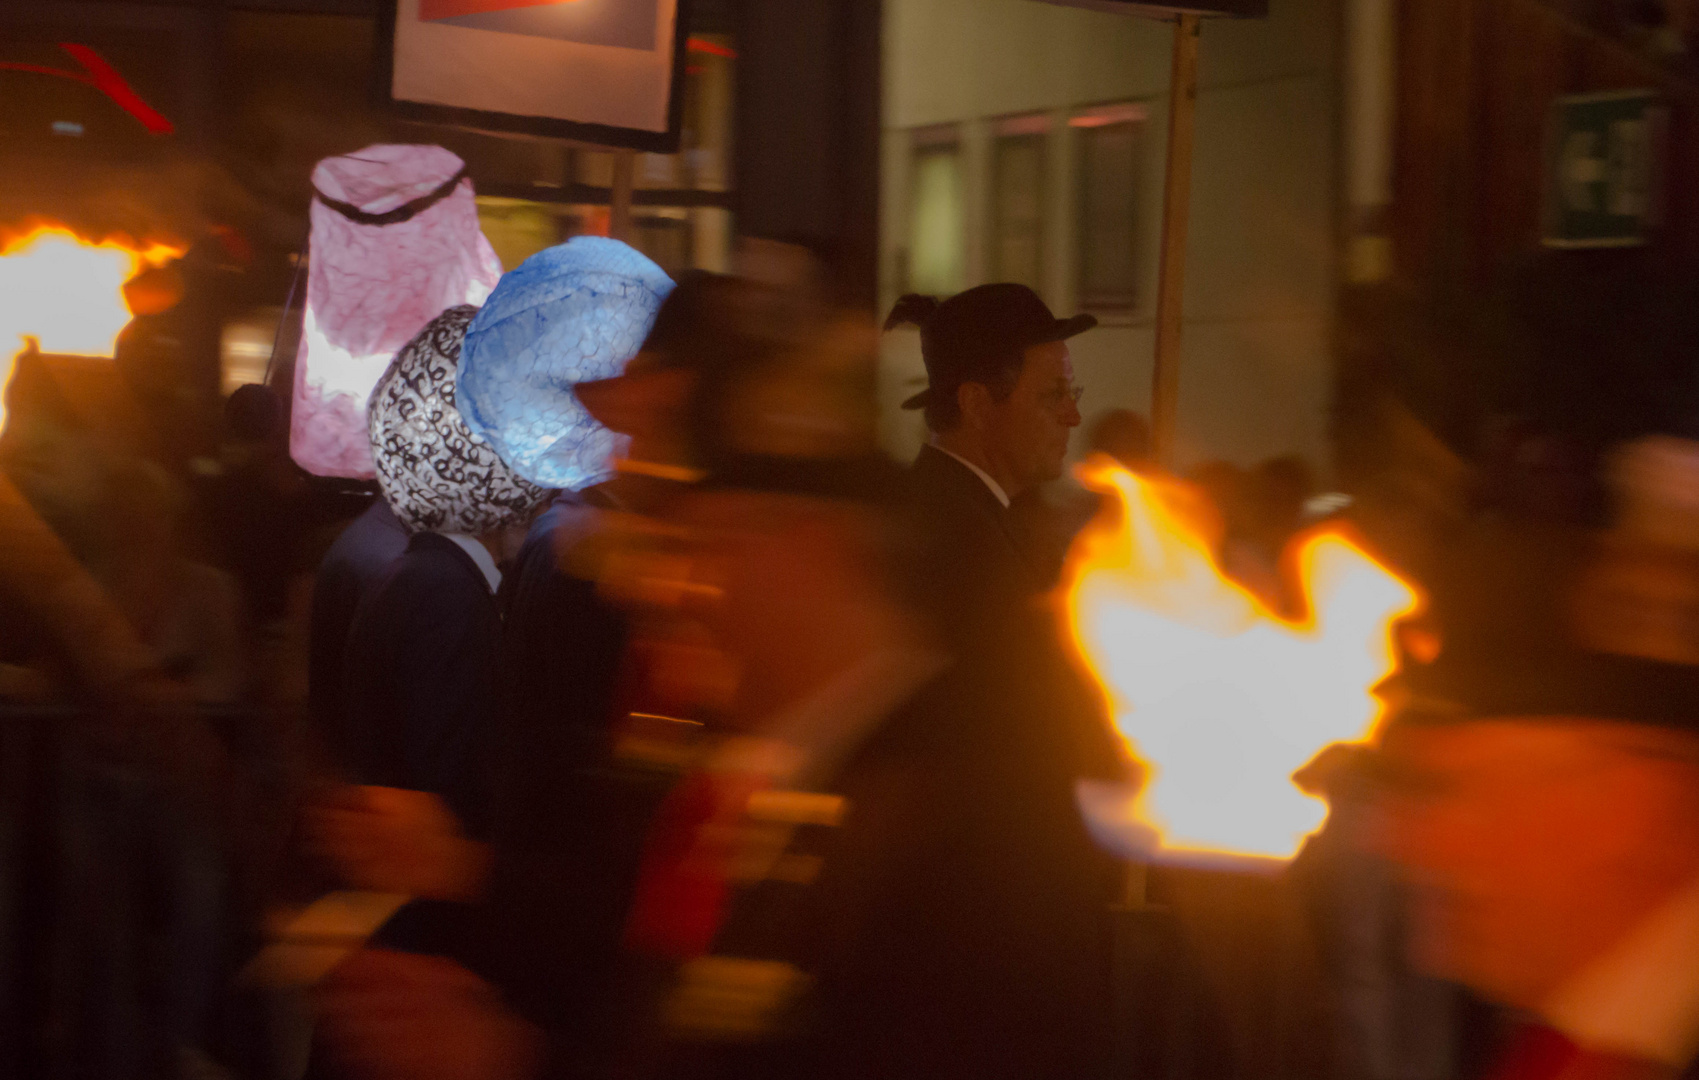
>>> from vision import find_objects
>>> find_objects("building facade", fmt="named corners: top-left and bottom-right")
top-left (879, 0), bottom-right (1343, 471)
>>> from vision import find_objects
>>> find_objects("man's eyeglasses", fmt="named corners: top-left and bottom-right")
top-left (1039, 384), bottom-right (1085, 410)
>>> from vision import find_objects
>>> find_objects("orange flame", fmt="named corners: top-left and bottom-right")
top-left (0, 225), bottom-right (184, 429)
top-left (1062, 460), bottom-right (1420, 866)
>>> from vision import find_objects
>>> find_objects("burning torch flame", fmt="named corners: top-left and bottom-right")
top-left (0, 225), bottom-right (183, 429)
top-left (1063, 460), bottom-right (1419, 866)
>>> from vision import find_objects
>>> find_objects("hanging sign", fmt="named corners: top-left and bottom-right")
top-left (1544, 89), bottom-right (1665, 249)
top-left (378, 0), bottom-right (690, 153)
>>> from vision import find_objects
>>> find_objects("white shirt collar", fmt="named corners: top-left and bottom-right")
top-left (1541, 875), bottom-right (1699, 1066)
top-left (930, 442), bottom-right (1011, 508)
top-left (441, 533), bottom-right (502, 594)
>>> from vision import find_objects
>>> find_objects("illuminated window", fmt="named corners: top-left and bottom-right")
top-left (1073, 103), bottom-right (1147, 311)
top-left (220, 307), bottom-right (283, 396)
top-left (992, 113), bottom-right (1049, 294)
top-left (907, 125), bottom-right (964, 297)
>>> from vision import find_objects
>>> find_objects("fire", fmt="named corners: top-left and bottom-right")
top-left (0, 225), bottom-right (183, 428)
top-left (1063, 460), bottom-right (1420, 865)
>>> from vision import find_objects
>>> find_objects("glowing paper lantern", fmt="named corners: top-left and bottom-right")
top-left (369, 305), bottom-right (549, 534)
top-left (457, 237), bottom-right (673, 490)
top-left (290, 144), bottom-right (503, 479)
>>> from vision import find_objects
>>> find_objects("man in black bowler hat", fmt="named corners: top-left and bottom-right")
top-left (884, 283), bottom-right (1095, 648)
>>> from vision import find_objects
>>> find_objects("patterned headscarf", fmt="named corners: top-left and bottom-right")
top-left (457, 237), bottom-right (674, 491)
top-left (368, 305), bottom-right (549, 534)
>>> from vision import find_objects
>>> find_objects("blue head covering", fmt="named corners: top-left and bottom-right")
top-left (456, 237), bottom-right (674, 489)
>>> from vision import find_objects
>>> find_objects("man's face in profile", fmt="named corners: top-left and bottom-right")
top-left (979, 341), bottom-right (1081, 491)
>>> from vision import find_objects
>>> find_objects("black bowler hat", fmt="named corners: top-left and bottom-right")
top-left (884, 283), bottom-right (1097, 411)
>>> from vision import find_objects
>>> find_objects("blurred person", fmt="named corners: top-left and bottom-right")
top-left (883, 284), bottom-right (1092, 646)
top-left (1187, 460), bottom-right (1247, 542)
top-left (481, 270), bottom-right (790, 1061)
top-left (1016, 407), bottom-right (1157, 586)
top-left (1089, 406), bottom-right (1155, 473)
top-left (1293, 744), bottom-right (1466, 1080)
top-left (609, 304), bottom-right (1119, 1080)
top-left (311, 241), bottom-right (677, 1064)
top-left (98, 458), bottom-right (245, 704)
top-left (0, 392), bottom-right (251, 1078)
top-left (312, 270), bottom-right (774, 1080)
top-left (0, 370), bottom-right (152, 698)
top-left (1375, 520), bottom-right (1699, 1080)
top-left (1222, 455), bottom-right (1316, 615)
top-left (0, 350), bottom-right (243, 702)
top-left (320, 304), bottom-right (552, 954)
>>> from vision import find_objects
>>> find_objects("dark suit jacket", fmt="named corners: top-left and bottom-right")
top-left (482, 495), bottom-right (656, 1059)
top-left (670, 639), bottom-right (1120, 1080)
top-left (903, 444), bottom-right (1050, 650)
top-left (308, 498), bottom-right (408, 739)
top-left (335, 531), bottom-right (503, 962)
top-left (337, 531), bottom-right (500, 836)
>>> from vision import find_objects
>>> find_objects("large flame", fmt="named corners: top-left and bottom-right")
top-left (0, 225), bottom-right (184, 429)
top-left (1063, 460), bottom-right (1420, 865)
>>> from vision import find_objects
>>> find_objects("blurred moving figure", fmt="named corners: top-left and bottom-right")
top-left (1019, 407), bottom-right (1157, 586)
top-left (1377, 495), bottom-right (1699, 1080)
top-left (0, 358), bottom-right (248, 1079)
top-left (884, 283), bottom-right (1090, 645)
top-left (100, 458), bottom-right (245, 704)
top-left (1294, 742), bottom-right (1464, 1080)
top-left (1222, 455), bottom-right (1316, 617)
top-left (601, 288), bottom-right (1114, 1080)
top-left (1088, 407), bottom-right (1154, 473)
top-left (479, 271), bottom-right (757, 1066)
top-left (0, 349), bottom-right (244, 703)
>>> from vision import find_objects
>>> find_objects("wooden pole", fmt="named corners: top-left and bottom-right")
top-left (609, 148), bottom-right (637, 242)
top-left (1150, 14), bottom-right (1201, 467)
top-left (1120, 12), bottom-right (1202, 912)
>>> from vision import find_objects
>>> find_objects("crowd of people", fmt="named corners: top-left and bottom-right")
top-left (295, 261), bottom-right (1127, 1080)
top-left (9, 232), bottom-right (1699, 1080)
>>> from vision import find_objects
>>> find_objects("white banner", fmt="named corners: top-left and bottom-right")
top-left (385, 0), bottom-right (684, 149)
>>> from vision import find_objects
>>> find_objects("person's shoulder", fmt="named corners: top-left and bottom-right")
top-left (322, 499), bottom-right (409, 577)
top-left (904, 445), bottom-right (999, 518)
top-left (374, 535), bottom-right (492, 607)
top-left (905, 443), bottom-right (958, 489)
top-left (518, 498), bottom-right (601, 577)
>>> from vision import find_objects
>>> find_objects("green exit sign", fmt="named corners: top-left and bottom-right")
top-left (1544, 89), bottom-right (1666, 249)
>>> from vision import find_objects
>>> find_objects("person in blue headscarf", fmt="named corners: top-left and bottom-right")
top-left (476, 268), bottom-right (793, 1075)
top-left (313, 266), bottom-right (794, 1080)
